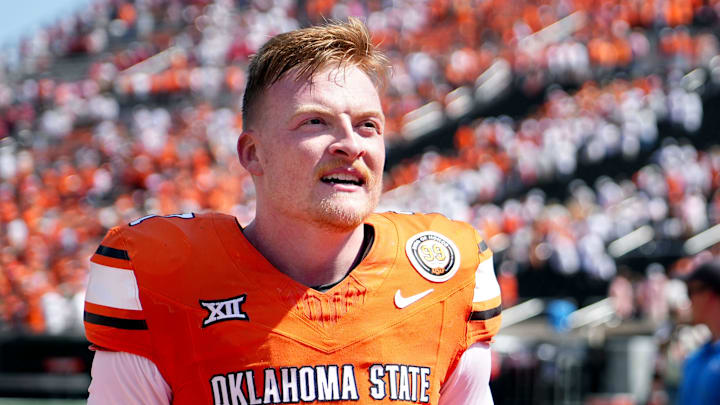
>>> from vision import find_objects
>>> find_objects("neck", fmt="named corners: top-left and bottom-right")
top-left (709, 308), bottom-right (720, 342)
top-left (243, 214), bottom-right (366, 288)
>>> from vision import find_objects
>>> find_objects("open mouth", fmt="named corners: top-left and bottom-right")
top-left (320, 173), bottom-right (364, 186)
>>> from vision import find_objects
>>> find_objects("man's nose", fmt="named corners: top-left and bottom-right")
top-left (328, 120), bottom-right (364, 161)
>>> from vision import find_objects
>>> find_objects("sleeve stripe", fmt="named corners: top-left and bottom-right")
top-left (84, 311), bottom-right (148, 330)
top-left (95, 245), bottom-right (130, 260)
top-left (469, 305), bottom-right (502, 321)
top-left (85, 262), bottom-right (142, 310)
top-left (473, 257), bottom-right (501, 303)
top-left (85, 301), bottom-right (145, 320)
top-left (472, 295), bottom-right (502, 312)
top-left (91, 254), bottom-right (133, 270)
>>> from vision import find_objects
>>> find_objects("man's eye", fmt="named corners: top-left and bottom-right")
top-left (360, 121), bottom-right (382, 134)
top-left (306, 118), bottom-right (323, 125)
top-left (359, 121), bottom-right (381, 131)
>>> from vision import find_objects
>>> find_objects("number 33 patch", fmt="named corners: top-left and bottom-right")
top-left (405, 231), bottom-right (461, 282)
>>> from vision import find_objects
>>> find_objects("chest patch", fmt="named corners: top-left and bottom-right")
top-left (405, 231), bottom-right (461, 282)
top-left (200, 294), bottom-right (249, 327)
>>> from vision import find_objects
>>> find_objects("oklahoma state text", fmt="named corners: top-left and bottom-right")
top-left (211, 363), bottom-right (432, 404)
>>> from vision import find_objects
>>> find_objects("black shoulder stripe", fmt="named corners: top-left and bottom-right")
top-left (469, 305), bottom-right (502, 321)
top-left (95, 245), bottom-right (130, 260)
top-left (84, 312), bottom-right (147, 330)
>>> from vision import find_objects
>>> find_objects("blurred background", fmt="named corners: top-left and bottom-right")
top-left (1, 0), bottom-right (719, 404)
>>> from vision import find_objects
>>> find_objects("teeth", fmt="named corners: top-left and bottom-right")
top-left (323, 173), bottom-right (360, 182)
top-left (321, 173), bottom-right (362, 185)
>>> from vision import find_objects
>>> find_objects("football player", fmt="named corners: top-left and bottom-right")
top-left (85, 18), bottom-right (502, 404)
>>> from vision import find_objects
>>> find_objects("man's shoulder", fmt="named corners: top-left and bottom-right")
top-left (685, 340), bottom-right (718, 368)
top-left (92, 211), bottom-right (240, 270)
top-left (121, 211), bottom-right (233, 231)
top-left (106, 211), bottom-right (235, 243)
top-left (371, 211), bottom-right (476, 234)
top-left (369, 211), bottom-right (491, 282)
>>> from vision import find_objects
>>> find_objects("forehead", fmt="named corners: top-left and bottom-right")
top-left (266, 65), bottom-right (383, 111)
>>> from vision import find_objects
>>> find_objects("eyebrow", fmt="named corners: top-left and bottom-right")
top-left (291, 105), bottom-right (333, 120)
top-left (290, 105), bottom-right (385, 122)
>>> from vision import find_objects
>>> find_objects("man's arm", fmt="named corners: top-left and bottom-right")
top-left (88, 351), bottom-right (172, 405)
top-left (439, 342), bottom-right (494, 404)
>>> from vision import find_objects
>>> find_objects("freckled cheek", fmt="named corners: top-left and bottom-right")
top-left (278, 145), bottom-right (325, 176)
top-left (367, 142), bottom-right (386, 170)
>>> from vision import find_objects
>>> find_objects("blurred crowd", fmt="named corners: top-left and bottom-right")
top-left (381, 77), bottom-right (718, 279)
top-left (0, 0), bottom-right (719, 358)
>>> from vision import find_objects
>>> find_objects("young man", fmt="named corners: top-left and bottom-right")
top-left (677, 260), bottom-right (720, 404)
top-left (84, 18), bottom-right (502, 404)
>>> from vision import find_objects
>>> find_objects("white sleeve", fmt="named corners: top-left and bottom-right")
top-left (88, 351), bottom-right (172, 405)
top-left (438, 342), bottom-right (494, 405)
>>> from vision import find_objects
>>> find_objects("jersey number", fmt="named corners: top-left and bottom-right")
top-left (420, 243), bottom-right (447, 262)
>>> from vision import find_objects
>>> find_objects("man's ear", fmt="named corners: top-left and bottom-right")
top-left (237, 130), bottom-right (263, 176)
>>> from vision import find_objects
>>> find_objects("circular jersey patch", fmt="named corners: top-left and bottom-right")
top-left (405, 231), bottom-right (461, 282)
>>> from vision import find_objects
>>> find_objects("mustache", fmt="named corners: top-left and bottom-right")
top-left (315, 160), bottom-right (374, 182)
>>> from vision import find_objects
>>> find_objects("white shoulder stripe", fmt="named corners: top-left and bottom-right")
top-left (85, 262), bottom-right (143, 310)
top-left (472, 257), bottom-right (501, 303)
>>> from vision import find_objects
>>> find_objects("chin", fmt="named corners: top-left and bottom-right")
top-left (313, 197), bottom-right (375, 231)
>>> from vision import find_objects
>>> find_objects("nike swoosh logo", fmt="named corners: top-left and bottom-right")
top-left (394, 288), bottom-right (434, 309)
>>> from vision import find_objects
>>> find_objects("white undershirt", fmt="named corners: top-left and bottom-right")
top-left (88, 343), bottom-right (493, 404)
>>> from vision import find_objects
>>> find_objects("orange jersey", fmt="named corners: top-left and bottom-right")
top-left (84, 212), bottom-right (501, 404)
